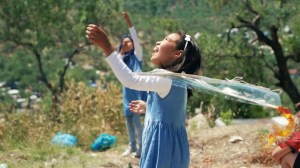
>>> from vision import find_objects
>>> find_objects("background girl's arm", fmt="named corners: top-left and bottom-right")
top-left (122, 12), bottom-right (142, 61)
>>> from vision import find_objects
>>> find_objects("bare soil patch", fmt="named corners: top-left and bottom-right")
top-left (93, 120), bottom-right (279, 168)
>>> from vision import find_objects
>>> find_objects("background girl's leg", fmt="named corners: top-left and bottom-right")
top-left (122, 116), bottom-right (137, 156)
top-left (132, 114), bottom-right (143, 157)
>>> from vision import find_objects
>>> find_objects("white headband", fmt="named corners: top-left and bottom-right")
top-left (184, 34), bottom-right (191, 51)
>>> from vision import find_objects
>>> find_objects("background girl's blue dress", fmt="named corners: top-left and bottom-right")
top-left (122, 53), bottom-right (147, 116)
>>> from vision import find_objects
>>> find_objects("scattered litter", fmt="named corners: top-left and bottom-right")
top-left (215, 118), bottom-right (226, 127)
top-left (229, 135), bottom-right (243, 143)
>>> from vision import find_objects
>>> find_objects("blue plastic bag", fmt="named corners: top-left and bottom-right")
top-left (90, 133), bottom-right (117, 151)
top-left (51, 132), bottom-right (77, 147)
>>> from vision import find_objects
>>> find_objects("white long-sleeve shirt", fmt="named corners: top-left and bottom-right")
top-left (129, 27), bottom-right (143, 61)
top-left (106, 51), bottom-right (172, 98)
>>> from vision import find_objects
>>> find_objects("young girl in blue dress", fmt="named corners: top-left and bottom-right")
top-left (86, 23), bottom-right (201, 168)
top-left (119, 12), bottom-right (147, 158)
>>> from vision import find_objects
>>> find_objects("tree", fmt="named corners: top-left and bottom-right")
top-left (206, 0), bottom-right (300, 111)
top-left (0, 0), bottom-right (124, 119)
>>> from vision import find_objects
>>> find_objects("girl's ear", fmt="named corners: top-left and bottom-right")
top-left (174, 50), bottom-right (184, 59)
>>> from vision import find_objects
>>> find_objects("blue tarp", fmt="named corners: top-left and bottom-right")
top-left (51, 132), bottom-right (77, 147)
top-left (90, 133), bottom-right (117, 151)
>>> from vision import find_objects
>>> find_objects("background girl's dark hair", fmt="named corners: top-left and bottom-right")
top-left (164, 31), bottom-right (202, 98)
top-left (118, 35), bottom-right (134, 54)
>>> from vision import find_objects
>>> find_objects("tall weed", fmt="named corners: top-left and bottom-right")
top-left (59, 81), bottom-right (124, 149)
top-left (0, 81), bottom-right (124, 151)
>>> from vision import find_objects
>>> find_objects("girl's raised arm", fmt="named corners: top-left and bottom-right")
top-left (86, 24), bottom-right (172, 98)
top-left (106, 52), bottom-right (172, 98)
top-left (122, 12), bottom-right (142, 61)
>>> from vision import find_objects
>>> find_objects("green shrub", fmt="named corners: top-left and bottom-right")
top-left (220, 110), bottom-right (233, 125)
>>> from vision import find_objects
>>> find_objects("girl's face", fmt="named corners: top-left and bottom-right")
top-left (121, 37), bottom-right (134, 53)
top-left (151, 33), bottom-right (183, 67)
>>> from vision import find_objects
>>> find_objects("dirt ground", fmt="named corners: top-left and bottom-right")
top-left (3, 119), bottom-right (280, 168)
top-left (188, 121), bottom-right (277, 168)
top-left (91, 119), bottom-right (280, 168)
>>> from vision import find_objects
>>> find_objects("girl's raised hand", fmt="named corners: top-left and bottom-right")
top-left (86, 24), bottom-right (114, 56)
top-left (129, 100), bottom-right (146, 114)
top-left (122, 12), bottom-right (132, 28)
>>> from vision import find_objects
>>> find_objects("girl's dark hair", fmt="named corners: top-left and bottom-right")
top-left (164, 31), bottom-right (202, 97)
top-left (164, 31), bottom-right (202, 75)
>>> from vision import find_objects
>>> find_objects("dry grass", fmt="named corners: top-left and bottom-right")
top-left (59, 81), bottom-right (125, 149)
top-left (0, 81), bottom-right (125, 151)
